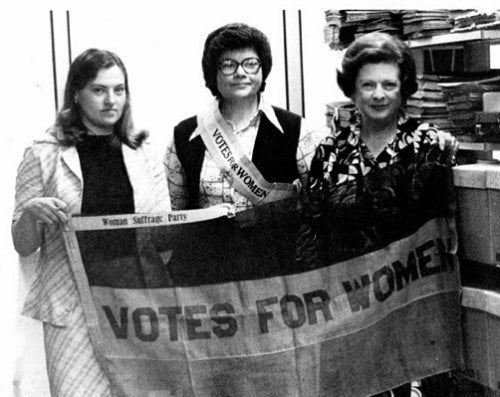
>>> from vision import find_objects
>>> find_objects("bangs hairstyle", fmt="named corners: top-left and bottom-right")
top-left (53, 48), bottom-right (147, 148)
top-left (202, 23), bottom-right (273, 98)
top-left (337, 32), bottom-right (418, 102)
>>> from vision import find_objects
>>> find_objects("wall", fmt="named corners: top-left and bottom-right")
top-left (0, 4), bottom-right (339, 396)
top-left (7, 3), bottom-right (494, 396)
top-left (48, 6), bottom-right (300, 152)
top-left (0, 7), bottom-right (59, 397)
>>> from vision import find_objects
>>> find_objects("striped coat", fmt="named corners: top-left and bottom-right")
top-left (13, 134), bottom-right (171, 326)
top-left (14, 134), bottom-right (171, 395)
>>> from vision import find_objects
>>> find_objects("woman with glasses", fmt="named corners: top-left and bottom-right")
top-left (165, 23), bottom-right (322, 212)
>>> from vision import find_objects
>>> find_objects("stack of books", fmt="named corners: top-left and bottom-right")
top-left (452, 10), bottom-right (500, 32)
top-left (326, 101), bottom-right (356, 130)
top-left (324, 9), bottom-right (401, 50)
top-left (406, 74), bottom-right (455, 132)
top-left (324, 10), bottom-right (357, 50)
top-left (349, 10), bottom-right (402, 40)
top-left (401, 10), bottom-right (455, 39)
top-left (439, 74), bottom-right (500, 135)
top-left (324, 9), bottom-right (476, 48)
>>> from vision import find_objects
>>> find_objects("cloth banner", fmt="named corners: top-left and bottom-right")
top-left (64, 199), bottom-right (462, 397)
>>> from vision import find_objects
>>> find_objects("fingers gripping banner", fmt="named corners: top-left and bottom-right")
top-left (64, 200), bottom-right (462, 397)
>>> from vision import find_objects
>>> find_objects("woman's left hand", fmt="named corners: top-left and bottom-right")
top-left (432, 130), bottom-right (459, 166)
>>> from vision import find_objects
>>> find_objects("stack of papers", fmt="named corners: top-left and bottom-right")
top-left (323, 9), bottom-right (476, 48)
top-left (354, 11), bottom-right (402, 40)
top-left (326, 101), bottom-right (356, 130)
top-left (324, 10), bottom-right (357, 50)
top-left (324, 9), bottom-right (401, 49)
top-left (439, 74), bottom-right (500, 133)
top-left (401, 10), bottom-right (455, 39)
top-left (407, 74), bottom-right (456, 131)
top-left (452, 10), bottom-right (500, 32)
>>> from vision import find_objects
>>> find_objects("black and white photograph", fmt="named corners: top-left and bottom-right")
top-left (1, 1), bottom-right (500, 396)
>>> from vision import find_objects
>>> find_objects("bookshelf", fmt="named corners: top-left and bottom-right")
top-left (323, 10), bottom-right (500, 157)
top-left (456, 141), bottom-right (500, 151)
top-left (407, 29), bottom-right (500, 48)
top-left (407, 29), bottom-right (500, 154)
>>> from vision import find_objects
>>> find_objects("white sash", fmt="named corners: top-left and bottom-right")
top-left (197, 101), bottom-right (298, 206)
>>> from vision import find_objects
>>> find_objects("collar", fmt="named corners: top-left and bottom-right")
top-left (189, 95), bottom-right (284, 141)
top-left (350, 111), bottom-right (417, 163)
top-left (350, 110), bottom-right (413, 143)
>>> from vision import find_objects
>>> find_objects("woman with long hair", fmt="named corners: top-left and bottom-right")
top-left (12, 48), bottom-right (170, 396)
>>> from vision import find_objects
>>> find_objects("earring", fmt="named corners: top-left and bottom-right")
top-left (74, 96), bottom-right (78, 104)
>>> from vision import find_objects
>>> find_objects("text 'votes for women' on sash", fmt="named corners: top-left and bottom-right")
top-left (196, 100), bottom-right (298, 205)
top-left (64, 192), bottom-right (463, 397)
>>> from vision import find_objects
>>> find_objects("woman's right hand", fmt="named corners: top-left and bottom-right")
top-left (13, 197), bottom-right (70, 255)
top-left (23, 197), bottom-right (69, 227)
top-left (430, 130), bottom-right (459, 166)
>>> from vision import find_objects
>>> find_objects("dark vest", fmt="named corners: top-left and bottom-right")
top-left (174, 106), bottom-right (302, 209)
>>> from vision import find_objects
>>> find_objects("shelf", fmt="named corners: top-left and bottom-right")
top-left (407, 29), bottom-right (500, 48)
top-left (458, 140), bottom-right (500, 151)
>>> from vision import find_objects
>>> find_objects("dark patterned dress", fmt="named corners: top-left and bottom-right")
top-left (297, 114), bottom-right (456, 267)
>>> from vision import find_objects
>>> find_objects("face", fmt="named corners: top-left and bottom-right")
top-left (75, 65), bottom-right (126, 134)
top-left (216, 48), bottom-right (263, 102)
top-left (352, 62), bottom-right (402, 127)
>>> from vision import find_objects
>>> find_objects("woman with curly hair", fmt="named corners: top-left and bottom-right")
top-left (301, 32), bottom-right (459, 397)
top-left (304, 32), bottom-right (458, 265)
top-left (165, 23), bottom-right (322, 213)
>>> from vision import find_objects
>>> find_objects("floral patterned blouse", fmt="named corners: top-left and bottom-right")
top-left (309, 114), bottom-right (444, 191)
top-left (299, 114), bottom-right (456, 266)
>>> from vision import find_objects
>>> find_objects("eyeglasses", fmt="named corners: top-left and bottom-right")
top-left (218, 57), bottom-right (261, 76)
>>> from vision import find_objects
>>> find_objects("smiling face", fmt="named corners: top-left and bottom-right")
top-left (75, 65), bottom-right (126, 135)
top-left (352, 62), bottom-right (402, 128)
top-left (216, 47), bottom-right (263, 103)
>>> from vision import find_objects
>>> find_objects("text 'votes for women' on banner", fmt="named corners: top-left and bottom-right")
top-left (63, 190), bottom-right (463, 397)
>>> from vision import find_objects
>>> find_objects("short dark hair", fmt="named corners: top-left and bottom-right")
top-left (202, 23), bottom-right (273, 98)
top-left (53, 48), bottom-right (147, 148)
top-left (337, 32), bottom-right (418, 102)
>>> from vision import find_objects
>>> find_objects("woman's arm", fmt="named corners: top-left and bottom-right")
top-left (411, 125), bottom-right (460, 219)
top-left (418, 124), bottom-right (459, 166)
top-left (12, 146), bottom-right (68, 256)
top-left (295, 119), bottom-right (331, 191)
top-left (12, 198), bottom-right (69, 256)
top-left (164, 138), bottom-right (189, 210)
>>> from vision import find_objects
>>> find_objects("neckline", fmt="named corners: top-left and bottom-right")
top-left (224, 110), bottom-right (261, 133)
